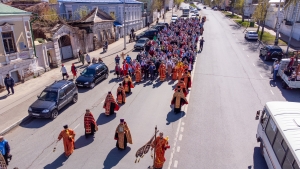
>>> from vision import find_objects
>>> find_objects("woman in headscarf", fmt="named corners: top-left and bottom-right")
top-left (71, 63), bottom-right (77, 80)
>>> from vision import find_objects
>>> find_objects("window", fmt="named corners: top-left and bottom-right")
top-left (293, 161), bottom-right (300, 169)
top-left (59, 89), bottom-right (66, 98)
top-left (282, 150), bottom-right (294, 169)
top-left (64, 85), bottom-right (72, 94)
top-left (272, 132), bottom-right (285, 165)
top-left (2, 32), bottom-right (16, 54)
top-left (265, 117), bottom-right (277, 144)
top-left (68, 11), bottom-right (72, 20)
top-left (261, 108), bottom-right (270, 129)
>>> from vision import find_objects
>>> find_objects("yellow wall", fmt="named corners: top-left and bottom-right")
top-left (0, 20), bottom-right (28, 58)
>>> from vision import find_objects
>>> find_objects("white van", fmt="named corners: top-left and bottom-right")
top-left (255, 101), bottom-right (300, 169)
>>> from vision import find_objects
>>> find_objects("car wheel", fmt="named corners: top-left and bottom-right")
top-left (72, 94), bottom-right (78, 103)
top-left (90, 82), bottom-right (95, 89)
top-left (259, 51), bottom-right (262, 57)
top-left (51, 109), bottom-right (59, 119)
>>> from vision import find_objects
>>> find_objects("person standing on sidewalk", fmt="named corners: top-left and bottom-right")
top-left (60, 64), bottom-right (68, 80)
top-left (79, 50), bottom-right (84, 65)
top-left (199, 37), bottom-right (205, 53)
top-left (4, 74), bottom-right (14, 95)
top-left (0, 136), bottom-right (11, 166)
top-left (85, 54), bottom-right (91, 65)
top-left (71, 63), bottom-right (77, 80)
top-left (115, 55), bottom-right (120, 65)
top-left (273, 61), bottom-right (280, 81)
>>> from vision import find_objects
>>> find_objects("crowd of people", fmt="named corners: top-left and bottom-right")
top-left (0, 14), bottom-right (206, 169)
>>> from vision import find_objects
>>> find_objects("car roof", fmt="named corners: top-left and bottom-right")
top-left (266, 45), bottom-right (282, 50)
top-left (146, 29), bottom-right (158, 32)
top-left (139, 37), bottom-right (149, 40)
top-left (87, 63), bottom-right (106, 69)
top-left (46, 80), bottom-right (71, 91)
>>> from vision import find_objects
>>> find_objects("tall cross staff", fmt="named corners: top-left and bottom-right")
top-left (153, 125), bottom-right (157, 168)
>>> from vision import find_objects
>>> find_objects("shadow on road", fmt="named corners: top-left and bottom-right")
top-left (252, 147), bottom-right (267, 169)
top-left (20, 117), bottom-right (52, 128)
top-left (153, 81), bottom-right (163, 88)
top-left (75, 135), bottom-right (94, 149)
top-left (77, 87), bottom-right (90, 93)
top-left (109, 77), bottom-right (122, 84)
top-left (44, 153), bottom-right (68, 169)
top-left (97, 113), bottom-right (116, 125)
top-left (103, 147), bottom-right (131, 169)
top-left (166, 110), bottom-right (186, 125)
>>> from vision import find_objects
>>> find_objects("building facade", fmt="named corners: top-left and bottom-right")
top-left (57, 0), bottom-right (143, 38)
top-left (0, 3), bottom-right (39, 87)
top-left (280, 3), bottom-right (300, 41)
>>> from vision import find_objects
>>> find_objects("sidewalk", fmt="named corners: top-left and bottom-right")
top-left (0, 9), bottom-right (179, 135)
top-left (224, 12), bottom-right (300, 50)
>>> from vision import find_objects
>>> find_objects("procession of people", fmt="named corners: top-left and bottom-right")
top-left (53, 14), bottom-right (205, 169)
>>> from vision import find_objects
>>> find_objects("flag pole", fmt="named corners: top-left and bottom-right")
top-left (153, 125), bottom-right (157, 168)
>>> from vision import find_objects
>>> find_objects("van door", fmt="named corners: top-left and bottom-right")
top-left (58, 89), bottom-right (67, 109)
top-left (99, 66), bottom-right (105, 79)
top-left (64, 85), bottom-right (73, 104)
top-left (95, 68), bottom-right (101, 83)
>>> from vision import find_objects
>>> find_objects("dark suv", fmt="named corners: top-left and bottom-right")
top-left (28, 80), bottom-right (78, 119)
top-left (136, 29), bottom-right (158, 40)
top-left (75, 63), bottom-right (109, 88)
top-left (151, 25), bottom-right (165, 31)
top-left (259, 45), bottom-right (284, 61)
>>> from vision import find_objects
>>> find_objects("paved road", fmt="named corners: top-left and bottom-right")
top-left (169, 4), bottom-right (300, 169)
top-left (4, 3), bottom-right (300, 169)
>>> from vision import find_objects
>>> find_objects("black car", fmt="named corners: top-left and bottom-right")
top-left (28, 80), bottom-right (78, 119)
top-left (136, 29), bottom-right (158, 40)
top-left (259, 45), bottom-right (284, 61)
top-left (151, 25), bottom-right (165, 31)
top-left (204, 6), bottom-right (206, 9)
top-left (76, 63), bottom-right (109, 88)
top-left (157, 22), bottom-right (169, 28)
top-left (134, 37), bottom-right (150, 50)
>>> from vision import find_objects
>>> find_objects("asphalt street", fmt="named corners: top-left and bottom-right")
top-left (3, 3), bottom-right (300, 169)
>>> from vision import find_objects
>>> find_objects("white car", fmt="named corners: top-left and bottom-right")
top-left (245, 31), bottom-right (258, 40)
top-left (191, 14), bottom-right (196, 18)
top-left (171, 17), bottom-right (178, 22)
top-left (172, 14), bottom-right (178, 17)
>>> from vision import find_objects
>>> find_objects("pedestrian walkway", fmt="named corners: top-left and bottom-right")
top-left (0, 9), bottom-right (180, 135)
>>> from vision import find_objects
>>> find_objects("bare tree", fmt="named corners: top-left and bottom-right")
top-left (252, 0), bottom-right (270, 40)
top-left (75, 6), bottom-right (89, 20)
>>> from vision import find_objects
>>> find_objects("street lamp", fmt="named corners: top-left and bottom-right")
top-left (123, 0), bottom-right (126, 50)
top-left (274, 0), bottom-right (282, 46)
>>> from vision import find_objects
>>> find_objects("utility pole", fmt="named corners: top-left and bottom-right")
top-left (286, 2), bottom-right (300, 54)
top-left (123, 0), bottom-right (126, 50)
top-left (274, 0), bottom-right (282, 46)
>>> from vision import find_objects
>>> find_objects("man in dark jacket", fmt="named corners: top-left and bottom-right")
top-left (149, 62), bottom-right (156, 80)
top-left (4, 74), bottom-right (14, 95)
top-left (0, 136), bottom-right (11, 165)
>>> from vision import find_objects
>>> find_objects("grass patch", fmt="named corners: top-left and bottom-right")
top-left (258, 31), bottom-right (287, 46)
top-left (190, 4), bottom-right (197, 8)
top-left (234, 19), bottom-right (257, 27)
top-left (222, 11), bottom-right (241, 19)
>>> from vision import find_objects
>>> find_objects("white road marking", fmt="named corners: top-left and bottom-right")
top-left (247, 55), bottom-right (249, 57)
top-left (270, 89), bottom-right (274, 95)
top-left (260, 74), bottom-right (263, 78)
top-left (174, 160), bottom-right (178, 168)
top-left (179, 134), bottom-right (183, 141)
top-left (167, 55), bottom-right (197, 169)
top-left (74, 123), bottom-right (80, 130)
top-left (182, 122), bottom-right (185, 125)
top-left (177, 146), bottom-right (180, 152)
top-left (101, 99), bottom-right (105, 103)
top-left (181, 127), bottom-right (184, 132)
top-left (253, 63), bottom-right (256, 67)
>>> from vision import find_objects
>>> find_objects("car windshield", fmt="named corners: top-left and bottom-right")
top-left (137, 39), bottom-right (146, 43)
top-left (39, 91), bottom-right (58, 101)
top-left (249, 32), bottom-right (257, 34)
top-left (81, 68), bottom-right (95, 77)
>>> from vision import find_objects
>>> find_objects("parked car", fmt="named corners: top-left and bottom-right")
top-left (134, 38), bottom-right (150, 50)
top-left (136, 29), bottom-right (159, 40)
top-left (259, 45), bottom-right (284, 61)
top-left (150, 25), bottom-right (165, 31)
top-left (197, 7), bottom-right (201, 10)
top-left (157, 22), bottom-right (169, 28)
top-left (203, 6), bottom-right (206, 9)
top-left (28, 80), bottom-right (78, 119)
top-left (75, 63), bottom-right (109, 88)
top-left (244, 31), bottom-right (258, 40)
top-left (171, 16), bottom-right (178, 22)
top-left (213, 7), bottom-right (218, 10)
top-left (191, 14), bottom-right (196, 18)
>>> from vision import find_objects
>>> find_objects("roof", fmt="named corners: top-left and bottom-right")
top-left (80, 7), bottom-right (114, 23)
top-left (0, 3), bottom-right (32, 16)
top-left (58, 0), bottom-right (142, 4)
top-left (266, 45), bottom-right (282, 49)
top-left (87, 63), bottom-right (106, 69)
top-left (46, 80), bottom-right (70, 90)
top-left (266, 101), bottom-right (300, 165)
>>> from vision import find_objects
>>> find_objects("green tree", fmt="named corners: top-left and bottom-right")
top-left (174, 0), bottom-right (184, 6)
top-left (49, 0), bottom-right (57, 4)
top-left (152, 0), bottom-right (163, 11)
top-left (235, 0), bottom-right (245, 21)
top-left (76, 6), bottom-right (89, 20)
top-left (41, 7), bottom-right (59, 23)
top-left (252, 0), bottom-right (270, 40)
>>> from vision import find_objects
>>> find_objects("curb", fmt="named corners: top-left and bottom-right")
top-left (0, 116), bottom-right (32, 136)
